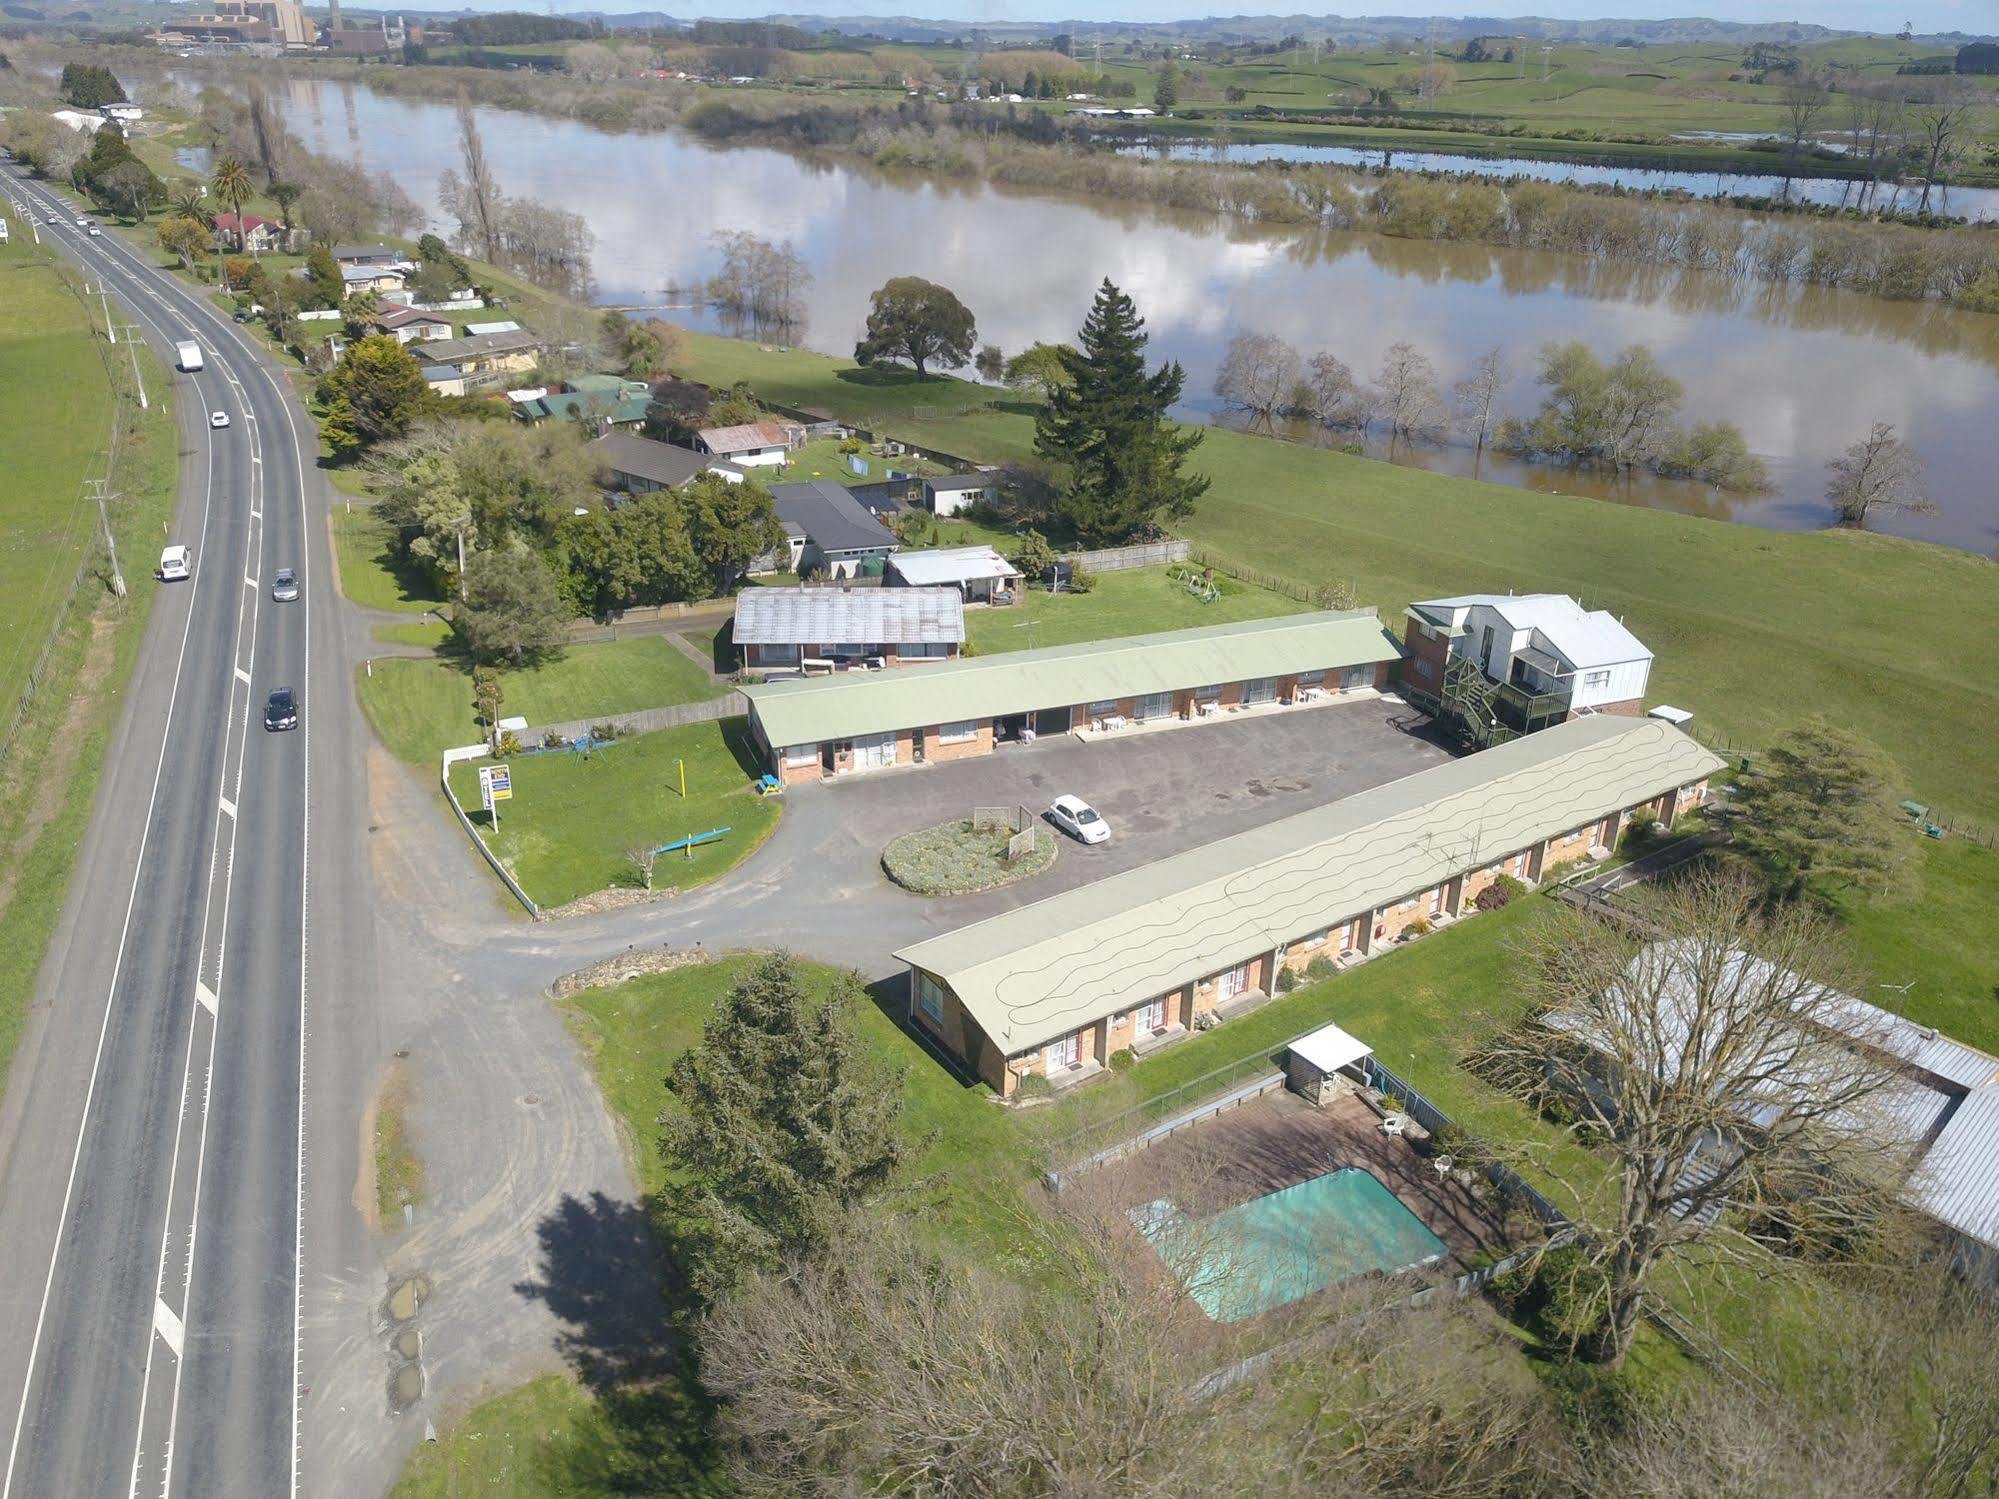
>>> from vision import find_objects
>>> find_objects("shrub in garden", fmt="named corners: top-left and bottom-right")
top-left (1109, 1047), bottom-right (1136, 1071)
top-left (1275, 967), bottom-right (1298, 993)
top-left (1305, 955), bottom-right (1337, 981)
top-left (1014, 1072), bottom-right (1052, 1101)
top-left (1474, 874), bottom-right (1527, 912)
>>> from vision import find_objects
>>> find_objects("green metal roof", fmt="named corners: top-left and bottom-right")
top-left (743, 610), bottom-right (1400, 749)
top-left (894, 715), bottom-right (1724, 1058)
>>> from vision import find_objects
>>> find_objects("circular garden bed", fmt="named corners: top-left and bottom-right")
top-left (882, 819), bottom-right (1058, 896)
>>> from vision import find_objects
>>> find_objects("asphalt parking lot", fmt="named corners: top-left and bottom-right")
top-left (745, 696), bottom-right (1455, 927)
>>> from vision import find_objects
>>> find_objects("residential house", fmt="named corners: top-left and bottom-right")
top-left (420, 365), bottom-right (466, 398)
top-left (1545, 944), bottom-right (1999, 1276)
top-left (341, 262), bottom-right (408, 298)
top-left (211, 212), bottom-right (286, 254)
top-left (368, 305), bottom-right (453, 344)
top-left (770, 481), bottom-right (898, 581)
top-left (745, 609), bottom-right (1402, 786)
top-left (887, 545), bottom-right (1023, 606)
top-left (695, 419), bottom-right (800, 468)
top-left (463, 320), bottom-right (522, 337)
top-left (1402, 592), bottom-right (1654, 746)
top-left (331, 244), bottom-right (410, 270)
top-left (99, 103), bottom-right (145, 124)
top-left (514, 375), bottom-right (651, 430)
top-left (589, 431), bottom-right (744, 493)
top-left (923, 473), bottom-right (1000, 517)
top-left (896, 715), bottom-right (1721, 1098)
top-left (420, 330), bottom-right (544, 387)
top-left (733, 587), bottom-right (966, 671)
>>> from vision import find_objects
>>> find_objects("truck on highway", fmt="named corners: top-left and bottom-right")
top-left (175, 339), bottom-right (203, 372)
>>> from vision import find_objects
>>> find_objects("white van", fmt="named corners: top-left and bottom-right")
top-left (158, 544), bottom-right (191, 582)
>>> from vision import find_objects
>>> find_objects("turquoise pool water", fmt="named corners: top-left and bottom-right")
top-left (1132, 1167), bottom-right (1450, 1322)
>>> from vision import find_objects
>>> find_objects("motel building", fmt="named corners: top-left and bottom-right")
top-left (741, 610), bottom-right (1402, 785)
top-left (893, 715), bottom-right (1723, 1100)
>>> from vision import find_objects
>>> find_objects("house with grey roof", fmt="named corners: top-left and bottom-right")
top-left (1546, 943), bottom-right (1999, 1272)
top-left (770, 481), bottom-right (898, 580)
top-left (894, 715), bottom-right (1722, 1098)
top-left (744, 609), bottom-right (1403, 786)
top-left (732, 586), bottom-right (965, 672)
top-left (589, 432), bottom-right (744, 494)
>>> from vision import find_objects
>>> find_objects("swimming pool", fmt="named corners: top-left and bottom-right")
top-left (1132, 1167), bottom-right (1450, 1322)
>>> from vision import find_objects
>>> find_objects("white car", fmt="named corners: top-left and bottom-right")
top-left (158, 544), bottom-right (191, 582)
top-left (209, 410), bottom-right (230, 429)
top-left (73, 216), bottom-right (87, 227)
top-left (1049, 794), bottom-right (1110, 845)
top-left (45, 213), bottom-right (59, 224)
top-left (87, 225), bottom-right (101, 237)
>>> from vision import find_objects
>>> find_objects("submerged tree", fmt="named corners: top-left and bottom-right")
top-left (1824, 421), bottom-right (1930, 529)
top-left (1212, 331), bottom-right (1300, 421)
top-left (1036, 279), bottom-right (1208, 543)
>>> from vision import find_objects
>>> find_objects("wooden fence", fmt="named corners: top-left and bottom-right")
top-left (527, 695), bottom-right (747, 747)
top-left (1063, 539), bottom-right (1190, 573)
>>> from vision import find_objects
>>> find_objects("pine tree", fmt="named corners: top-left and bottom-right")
top-left (1035, 279), bottom-right (1208, 543)
top-left (663, 954), bottom-right (905, 1300)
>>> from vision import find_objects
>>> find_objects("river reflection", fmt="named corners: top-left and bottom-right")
top-left (262, 77), bottom-right (1999, 551)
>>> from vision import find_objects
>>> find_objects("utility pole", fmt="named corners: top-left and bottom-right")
top-left (85, 479), bottom-right (126, 598)
top-left (117, 323), bottom-right (148, 409)
top-left (99, 281), bottom-right (115, 341)
top-left (455, 518), bottom-right (469, 600)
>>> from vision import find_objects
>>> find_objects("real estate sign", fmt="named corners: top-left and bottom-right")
top-left (479, 764), bottom-right (512, 811)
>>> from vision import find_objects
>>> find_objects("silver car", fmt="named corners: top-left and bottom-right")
top-left (271, 566), bottom-right (299, 602)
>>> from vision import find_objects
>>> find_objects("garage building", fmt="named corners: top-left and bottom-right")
top-left (894, 715), bottom-right (1723, 1099)
top-left (742, 610), bottom-right (1402, 784)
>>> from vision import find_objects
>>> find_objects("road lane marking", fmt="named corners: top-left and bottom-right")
top-left (217, 796), bottom-right (235, 821)
top-left (234, 666), bottom-right (250, 685)
top-left (195, 982), bottom-right (217, 1016)
top-left (245, 574), bottom-right (258, 588)
top-left (152, 1301), bottom-right (183, 1360)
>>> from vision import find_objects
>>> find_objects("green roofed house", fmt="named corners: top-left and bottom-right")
top-left (514, 375), bottom-right (653, 430)
top-left (894, 715), bottom-right (1723, 1098)
top-left (742, 610), bottom-right (1403, 784)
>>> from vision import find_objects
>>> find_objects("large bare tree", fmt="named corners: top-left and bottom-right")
top-left (1453, 345), bottom-right (1508, 458)
top-left (1212, 330), bottom-right (1300, 421)
top-left (1905, 75), bottom-right (1980, 214)
top-left (1371, 340), bottom-right (1445, 443)
top-left (452, 92), bottom-right (503, 262)
top-left (1777, 68), bottom-right (1831, 190)
top-left (1482, 871), bottom-right (1909, 1370)
top-left (1824, 420), bottom-right (1930, 529)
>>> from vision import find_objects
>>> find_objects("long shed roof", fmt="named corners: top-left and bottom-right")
top-left (894, 716), bottom-right (1722, 1057)
top-left (734, 586), bottom-right (965, 646)
top-left (744, 610), bottom-right (1398, 749)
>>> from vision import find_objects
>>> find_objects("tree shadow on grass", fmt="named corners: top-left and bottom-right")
top-left (514, 1190), bottom-right (724, 1494)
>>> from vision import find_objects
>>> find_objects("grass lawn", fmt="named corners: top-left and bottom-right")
top-left (0, 234), bottom-right (177, 1088)
top-left (1836, 835), bottom-right (1999, 1057)
top-left (446, 718), bottom-right (781, 908)
top-left (778, 434), bottom-right (947, 486)
top-left (358, 637), bottom-right (727, 764)
top-left (0, 233), bottom-right (113, 722)
top-left (329, 501), bottom-right (447, 615)
top-left (968, 565), bottom-right (1308, 654)
top-left (389, 1374), bottom-right (682, 1499)
top-left (680, 335), bottom-right (1999, 825)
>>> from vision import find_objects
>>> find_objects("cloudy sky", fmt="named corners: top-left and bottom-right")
top-left (571, 2), bottom-right (1989, 30)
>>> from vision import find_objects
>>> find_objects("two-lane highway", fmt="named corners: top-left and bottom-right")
top-left (0, 170), bottom-right (331, 1498)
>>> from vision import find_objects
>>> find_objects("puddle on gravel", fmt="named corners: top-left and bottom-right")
top-left (389, 1361), bottom-right (424, 1412)
top-left (394, 1326), bottom-right (421, 1360)
top-left (385, 1274), bottom-right (431, 1323)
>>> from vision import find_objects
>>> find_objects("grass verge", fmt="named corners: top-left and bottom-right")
top-left (445, 718), bottom-right (780, 908)
top-left (373, 1062), bottom-right (424, 1223)
top-left (967, 565), bottom-right (1307, 654)
top-left (358, 636), bottom-right (727, 764)
top-left (0, 234), bottom-right (176, 1087)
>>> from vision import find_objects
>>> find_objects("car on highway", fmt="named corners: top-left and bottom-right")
top-left (264, 687), bottom-right (298, 732)
top-left (73, 216), bottom-right (87, 227)
top-left (157, 544), bottom-right (191, 582)
top-left (209, 410), bottom-right (230, 429)
top-left (1048, 794), bottom-right (1111, 845)
top-left (87, 225), bottom-right (101, 237)
top-left (271, 567), bottom-right (298, 602)
top-left (45, 212), bottom-right (59, 224)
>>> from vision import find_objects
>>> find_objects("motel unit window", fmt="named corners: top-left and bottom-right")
top-left (937, 720), bottom-right (978, 744)
top-left (1582, 669), bottom-right (1613, 690)
top-left (902, 641), bottom-right (948, 659)
top-left (762, 643), bottom-right (801, 664)
top-left (1136, 998), bottom-right (1167, 1034)
top-left (783, 743), bottom-right (819, 767)
top-left (1399, 896), bottom-right (1418, 911)
top-left (1048, 1033), bottom-right (1081, 1070)
top-left (1296, 670), bottom-right (1324, 688)
top-left (917, 973), bottom-right (945, 1022)
top-left (1195, 683), bottom-right (1222, 700)
top-left (1089, 698), bottom-right (1120, 714)
top-left (1414, 657), bottom-right (1437, 680)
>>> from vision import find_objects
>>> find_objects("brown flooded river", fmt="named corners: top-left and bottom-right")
top-left (267, 78), bottom-right (1999, 552)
